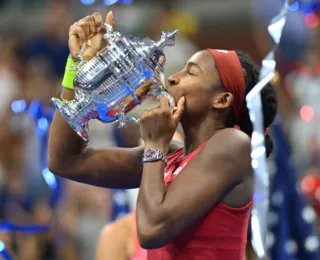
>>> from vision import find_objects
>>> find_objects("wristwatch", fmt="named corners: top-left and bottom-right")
top-left (142, 148), bottom-right (168, 165)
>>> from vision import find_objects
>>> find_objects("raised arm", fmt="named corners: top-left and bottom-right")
top-left (48, 12), bottom-right (182, 189)
top-left (48, 12), bottom-right (144, 188)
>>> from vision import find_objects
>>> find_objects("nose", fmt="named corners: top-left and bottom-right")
top-left (168, 74), bottom-right (180, 85)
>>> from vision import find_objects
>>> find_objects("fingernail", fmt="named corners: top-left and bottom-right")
top-left (110, 10), bottom-right (113, 19)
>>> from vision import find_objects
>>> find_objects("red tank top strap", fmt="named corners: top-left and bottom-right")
top-left (166, 143), bottom-right (206, 165)
top-left (182, 143), bottom-right (206, 162)
top-left (167, 147), bottom-right (184, 160)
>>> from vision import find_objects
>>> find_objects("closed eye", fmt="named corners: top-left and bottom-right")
top-left (184, 61), bottom-right (202, 74)
top-left (187, 72), bottom-right (196, 76)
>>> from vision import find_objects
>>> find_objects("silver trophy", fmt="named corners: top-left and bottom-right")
top-left (51, 24), bottom-right (178, 142)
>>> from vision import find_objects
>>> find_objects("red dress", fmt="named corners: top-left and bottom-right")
top-left (146, 144), bottom-right (252, 260)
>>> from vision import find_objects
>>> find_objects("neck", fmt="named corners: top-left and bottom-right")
top-left (181, 115), bottom-right (225, 156)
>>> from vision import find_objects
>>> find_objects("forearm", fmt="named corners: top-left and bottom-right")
top-left (136, 160), bottom-right (168, 247)
top-left (136, 142), bottom-right (171, 247)
top-left (48, 88), bottom-right (87, 173)
top-left (137, 161), bottom-right (166, 218)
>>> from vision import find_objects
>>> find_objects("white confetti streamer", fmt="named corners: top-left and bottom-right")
top-left (246, 1), bottom-right (289, 258)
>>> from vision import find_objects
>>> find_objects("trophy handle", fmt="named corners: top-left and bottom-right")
top-left (155, 90), bottom-right (176, 109)
top-left (103, 23), bottom-right (116, 43)
top-left (156, 30), bottom-right (179, 50)
top-left (117, 111), bottom-right (139, 128)
top-left (149, 57), bottom-right (175, 109)
top-left (70, 45), bottom-right (86, 71)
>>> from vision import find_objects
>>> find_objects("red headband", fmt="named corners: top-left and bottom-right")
top-left (207, 49), bottom-right (246, 124)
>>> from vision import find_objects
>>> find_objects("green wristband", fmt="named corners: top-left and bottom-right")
top-left (62, 56), bottom-right (80, 90)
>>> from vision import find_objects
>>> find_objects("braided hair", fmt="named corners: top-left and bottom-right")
top-left (224, 51), bottom-right (277, 157)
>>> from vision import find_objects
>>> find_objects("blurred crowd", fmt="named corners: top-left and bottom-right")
top-left (0, 0), bottom-right (319, 259)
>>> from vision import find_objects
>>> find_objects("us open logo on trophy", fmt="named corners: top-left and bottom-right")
top-left (51, 23), bottom-right (178, 141)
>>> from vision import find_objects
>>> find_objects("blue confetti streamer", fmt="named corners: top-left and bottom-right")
top-left (288, 1), bottom-right (299, 12)
top-left (0, 221), bottom-right (50, 260)
top-left (80, 0), bottom-right (133, 6)
top-left (0, 221), bottom-right (50, 234)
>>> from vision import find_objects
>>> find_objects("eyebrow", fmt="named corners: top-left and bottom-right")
top-left (185, 62), bottom-right (202, 72)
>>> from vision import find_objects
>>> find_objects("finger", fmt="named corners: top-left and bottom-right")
top-left (172, 97), bottom-right (185, 122)
top-left (158, 56), bottom-right (165, 65)
top-left (69, 40), bottom-right (81, 59)
top-left (155, 56), bottom-right (165, 75)
top-left (159, 96), bottom-right (170, 112)
top-left (79, 20), bottom-right (90, 38)
top-left (105, 10), bottom-right (115, 27)
top-left (70, 24), bottom-right (87, 44)
top-left (92, 12), bottom-right (103, 28)
top-left (69, 25), bottom-right (85, 58)
top-left (83, 16), bottom-right (96, 37)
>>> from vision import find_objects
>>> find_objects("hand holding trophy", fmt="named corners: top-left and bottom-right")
top-left (52, 11), bottom-right (178, 142)
top-left (68, 11), bottom-right (114, 62)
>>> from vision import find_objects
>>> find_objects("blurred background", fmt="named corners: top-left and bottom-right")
top-left (0, 0), bottom-right (319, 259)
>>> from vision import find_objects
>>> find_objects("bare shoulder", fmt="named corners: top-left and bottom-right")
top-left (100, 213), bottom-right (134, 237)
top-left (211, 128), bottom-right (251, 151)
top-left (206, 129), bottom-right (251, 163)
top-left (199, 128), bottom-right (252, 179)
top-left (96, 213), bottom-right (135, 259)
top-left (205, 129), bottom-right (253, 207)
top-left (97, 213), bottom-right (134, 249)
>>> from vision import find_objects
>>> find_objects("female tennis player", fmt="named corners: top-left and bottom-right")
top-left (48, 11), bottom-right (277, 259)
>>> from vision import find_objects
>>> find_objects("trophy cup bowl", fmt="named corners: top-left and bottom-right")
top-left (51, 24), bottom-right (178, 142)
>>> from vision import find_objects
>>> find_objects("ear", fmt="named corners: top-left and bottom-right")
top-left (212, 92), bottom-right (233, 109)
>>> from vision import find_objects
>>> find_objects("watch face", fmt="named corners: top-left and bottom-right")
top-left (145, 149), bottom-right (157, 158)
